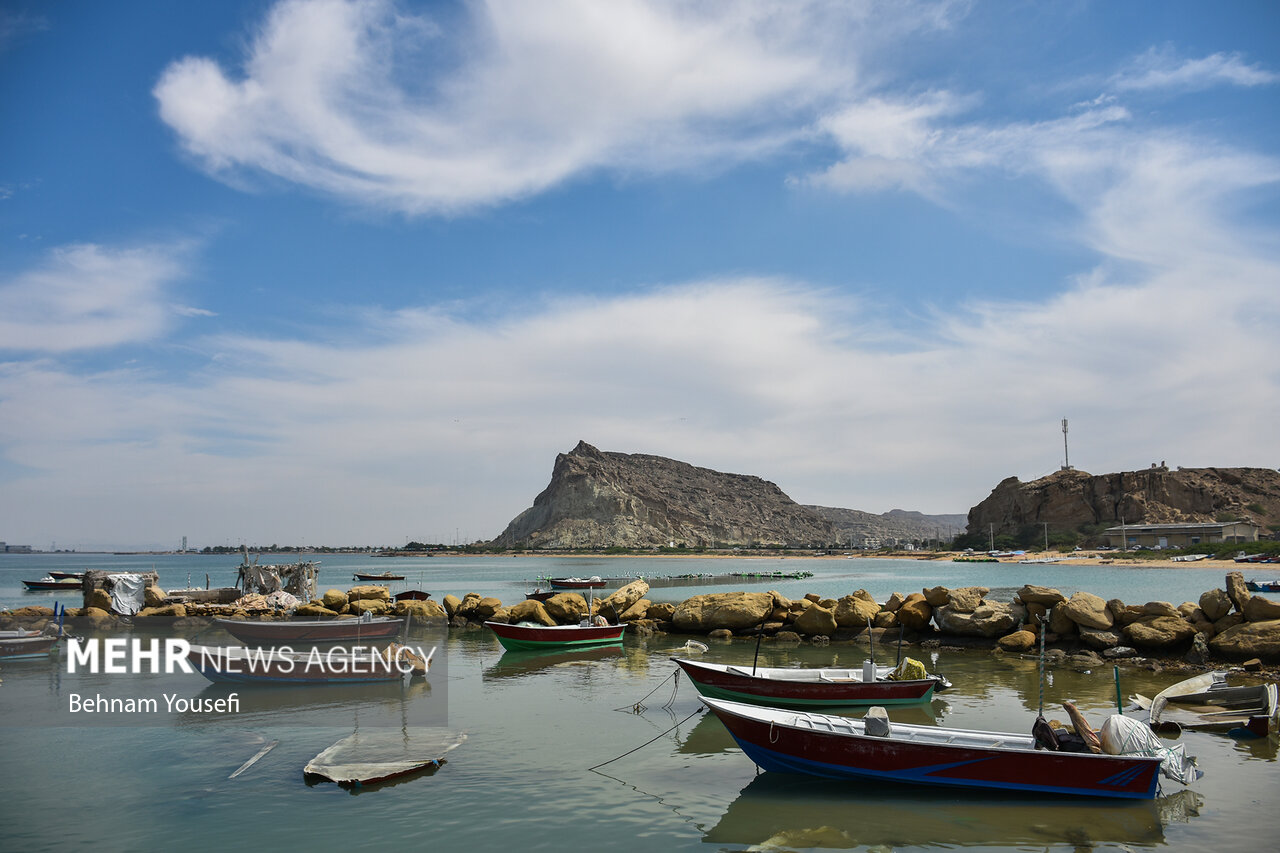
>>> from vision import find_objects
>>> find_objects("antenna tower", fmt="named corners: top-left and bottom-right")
top-left (1061, 418), bottom-right (1071, 471)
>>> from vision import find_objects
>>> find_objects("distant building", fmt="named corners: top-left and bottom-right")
top-left (1103, 521), bottom-right (1259, 550)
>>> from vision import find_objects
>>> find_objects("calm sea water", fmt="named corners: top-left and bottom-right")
top-left (2, 553), bottom-right (1277, 852)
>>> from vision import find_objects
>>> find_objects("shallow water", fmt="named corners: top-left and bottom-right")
top-left (2, 553), bottom-right (1278, 852)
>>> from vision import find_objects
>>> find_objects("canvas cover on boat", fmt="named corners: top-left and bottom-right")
top-left (304, 730), bottom-right (466, 785)
top-left (1100, 714), bottom-right (1201, 785)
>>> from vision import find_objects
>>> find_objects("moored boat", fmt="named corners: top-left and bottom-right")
top-left (21, 576), bottom-right (82, 591)
top-left (485, 620), bottom-right (625, 652)
top-left (1133, 671), bottom-right (1279, 737)
top-left (48, 570), bottom-right (86, 580)
top-left (214, 616), bottom-right (404, 643)
top-left (701, 698), bottom-right (1198, 800)
top-left (672, 657), bottom-right (943, 708)
top-left (0, 629), bottom-right (61, 659)
top-left (353, 571), bottom-right (405, 581)
top-left (1245, 579), bottom-right (1280, 592)
top-left (547, 576), bottom-right (606, 590)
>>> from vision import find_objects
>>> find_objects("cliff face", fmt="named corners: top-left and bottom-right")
top-left (967, 466), bottom-right (1280, 536)
top-left (490, 441), bottom-right (836, 549)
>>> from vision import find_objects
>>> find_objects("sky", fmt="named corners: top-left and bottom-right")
top-left (1, 0), bottom-right (1278, 551)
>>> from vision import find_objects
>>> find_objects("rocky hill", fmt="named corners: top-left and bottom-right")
top-left (807, 506), bottom-right (968, 546)
top-left (491, 441), bottom-right (841, 549)
top-left (967, 466), bottom-right (1280, 537)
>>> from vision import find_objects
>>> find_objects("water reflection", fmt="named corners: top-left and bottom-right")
top-left (704, 773), bottom-right (1203, 849)
top-left (173, 678), bottom-right (436, 729)
top-left (482, 646), bottom-right (625, 680)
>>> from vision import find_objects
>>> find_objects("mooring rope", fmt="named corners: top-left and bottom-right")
top-left (614, 670), bottom-right (680, 713)
top-left (588, 707), bottom-right (703, 771)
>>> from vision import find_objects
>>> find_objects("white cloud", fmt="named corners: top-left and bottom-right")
top-left (153, 0), bottom-right (959, 214)
top-left (1113, 47), bottom-right (1279, 92)
top-left (0, 243), bottom-right (196, 352)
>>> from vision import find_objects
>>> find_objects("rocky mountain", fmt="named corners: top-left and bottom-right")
top-left (491, 441), bottom-right (839, 549)
top-left (967, 466), bottom-right (1280, 537)
top-left (806, 506), bottom-right (968, 546)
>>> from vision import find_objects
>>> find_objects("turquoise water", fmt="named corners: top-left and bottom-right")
top-left (2, 553), bottom-right (1277, 852)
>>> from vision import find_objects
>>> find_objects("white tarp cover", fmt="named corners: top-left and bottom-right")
top-left (1100, 714), bottom-right (1202, 786)
top-left (110, 573), bottom-right (146, 616)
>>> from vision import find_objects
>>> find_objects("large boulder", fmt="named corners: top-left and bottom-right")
top-left (1123, 616), bottom-right (1197, 650)
top-left (76, 607), bottom-right (117, 630)
top-left (1226, 571), bottom-right (1251, 613)
top-left (85, 588), bottom-right (113, 612)
top-left (133, 604), bottom-right (187, 625)
top-left (1198, 588), bottom-right (1232, 622)
top-left (923, 586), bottom-right (950, 607)
top-left (321, 589), bottom-right (349, 611)
top-left (1059, 591), bottom-right (1113, 630)
top-left (1209, 619), bottom-right (1280, 661)
top-left (1017, 585), bottom-right (1066, 607)
top-left (672, 593), bottom-right (775, 632)
top-left (348, 585), bottom-right (392, 603)
top-left (1078, 627), bottom-right (1121, 650)
top-left (544, 593), bottom-right (588, 624)
top-left (833, 593), bottom-right (880, 628)
top-left (619, 598), bottom-right (653, 622)
top-left (948, 587), bottom-right (989, 614)
top-left (1142, 601), bottom-right (1181, 618)
top-left (597, 580), bottom-right (650, 620)
top-left (1244, 595), bottom-right (1280, 622)
top-left (934, 602), bottom-right (1022, 638)
top-left (293, 604), bottom-right (338, 620)
top-left (896, 593), bottom-right (933, 631)
top-left (394, 599), bottom-right (448, 623)
top-left (456, 593), bottom-right (502, 621)
top-left (442, 594), bottom-right (462, 618)
top-left (349, 598), bottom-right (390, 616)
top-left (646, 602), bottom-right (676, 622)
top-left (1048, 605), bottom-right (1077, 636)
top-left (792, 604), bottom-right (837, 637)
top-left (506, 599), bottom-right (557, 626)
top-left (997, 630), bottom-right (1037, 652)
top-left (143, 585), bottom-right (168, 608)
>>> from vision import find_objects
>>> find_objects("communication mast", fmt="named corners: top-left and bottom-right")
top-left (1061, 418), bottom-right (1071, 471)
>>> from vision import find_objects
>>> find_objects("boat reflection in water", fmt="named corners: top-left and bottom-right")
top-left (704, 773), bottom-right (1203, 850)
top-left (483, 645), bottom-right (624, 681)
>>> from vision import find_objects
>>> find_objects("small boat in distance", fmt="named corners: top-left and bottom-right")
top-left (353, 571), bottom-right (405, 581)
top-left (702, 698), bottom-right (1197, 800)
top-left (48, 570), bottom-right (86, 580)
top-left (485, 620), bottom-right (625, 652)
top-left (21, 576), bottom-right (82, 591)
top-left (1245, 579), bottom-right (1280, 593)
top-left (525, 588), bottom-right (555, 602)
top-left (392, 589), bottom-right (432, 602)
top-left (214, 616), bottom-right (405, 644)
top-left (547, 576), bottom-right (606, 590)
top-left (672, 658), bottom-right (945, 708)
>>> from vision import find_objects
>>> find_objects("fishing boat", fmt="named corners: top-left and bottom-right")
top-left (485, 620), bottom-right (625, 652)
top-left (213, 616), bottom-right (404, 643)
top-left (186, 643), bottom-right (431, 685)
top-left (353, 571), bottom-right (405, 582)
top-left (21, 576), bottom-right (82, 591)
top-left (1245, 579), bottom-right (1280, 592)
top-left (525, 589), bottom-right (556, 602)
top-left (392, 589), bottom-right (432, 602)
top-left (547, 576), bottom-right (606, 590)
top-left (671, 657), bottom-right (945, 708)
top-left (701, 698), bottom-right (1196, 800)
top-left (48, 570), bottom-right (86, 580)
top-left (0, 629), bottom-right (61, 659)
top-left (1132, 671), bottom-right (1279, 737)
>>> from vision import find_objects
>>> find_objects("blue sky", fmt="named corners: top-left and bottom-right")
top-left (2, 1), bottom-right (1278, 551)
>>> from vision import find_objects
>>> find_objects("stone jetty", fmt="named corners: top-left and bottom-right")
top-left (2, 572), bottom-right (1277, 665)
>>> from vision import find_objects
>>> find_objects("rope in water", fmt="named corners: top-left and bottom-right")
top-left (613, 670), bottom-right (680, 713)
top-left (588, 708), bottom-right (703, 772)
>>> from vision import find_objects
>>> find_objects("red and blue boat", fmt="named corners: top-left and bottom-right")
top-left (672, 657), bottom-right (942, 708)
top-left (485, 620), bottom-right (625, 652)
top-left (702, 698), bottom-right (1186, 799)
